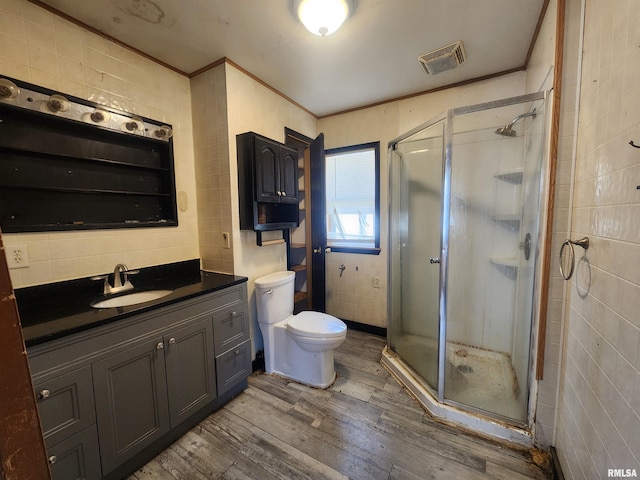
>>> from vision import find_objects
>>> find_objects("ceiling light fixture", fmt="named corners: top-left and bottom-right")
top-left (294, 0), bottom-right (354, 36)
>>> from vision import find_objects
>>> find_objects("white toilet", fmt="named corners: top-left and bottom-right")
top-left (255, 271), bottom-right (347, 388)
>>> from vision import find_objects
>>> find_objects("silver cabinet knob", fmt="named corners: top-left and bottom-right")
top-left (48, 455), bottom-right (57, 465)
top-left (38, 389), bottom-right (50, 399)
top-left (156, 342), bottom-right (164, 350)
top-left (277, 191), bottom-right (282, 196)
top-left (429, 257), bottom-right (440, 264)
top-left (282, 191), bottom-right (286, 196)
top-left (168, 337), bottom-right (176, 345)
top-left (235, 349), bottom-right (240, 355)
top-left (231, 311), bottom-right (237, 317)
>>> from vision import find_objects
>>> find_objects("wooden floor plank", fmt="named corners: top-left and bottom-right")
top-left (222, 393), bottom-right (391, 480)
top-left (135, 330), bottom-right (550, 480)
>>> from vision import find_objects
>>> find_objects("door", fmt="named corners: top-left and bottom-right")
top-left (388, 120), bottom-right (445, 392)
top-left (164, 316), bottom-right (216, 427)
top-left (254, 135), bottom-right (280, 202)
top-left (0, 230), bottom-right (51, 479)
top-left (279, 145), bottom-right (299, 203)
top-left (309, 133), bottom-right (327, 312)
top-left (93, 336), bottom-right (170, 475)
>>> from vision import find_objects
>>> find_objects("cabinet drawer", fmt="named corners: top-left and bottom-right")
top-left (212, 306), bottom-right (249, 356)
top-left (34, 365), bottom-right (96, 449)
top-left (216, 339), bottom-right (251, 396)
top-left (48, 425), bottom-right (101, 480)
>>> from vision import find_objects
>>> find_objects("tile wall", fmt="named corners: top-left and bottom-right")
top-left (191, 64), bottom-right (234, 274)
top-left (555, 0), bottom-right (640, 476)
top-left (1, 0), bottom-right (199, 288)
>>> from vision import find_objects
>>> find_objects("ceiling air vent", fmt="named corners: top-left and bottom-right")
top-left (418, 41), bottom-right (466, 75)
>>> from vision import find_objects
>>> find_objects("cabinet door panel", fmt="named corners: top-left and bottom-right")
top-left (165, 317), bottom-right (216, 427)
top-left (93, 337), bottom-right (169, 475)
top-left (34, 366), bottom-right (95, 449)
top-left (216, 339), bottom-right (251, 396)
top-left (255, 136), bottom-right (280, 202)
top-left (212, 307), bottom-right (249, 356)
top-left (48, 425), bottom-right (101, 480)
top-left (279, 146), bottom-right (299, 203)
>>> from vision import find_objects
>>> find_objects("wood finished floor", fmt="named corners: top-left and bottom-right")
top-left (128, 330), bottom-right (552, 480)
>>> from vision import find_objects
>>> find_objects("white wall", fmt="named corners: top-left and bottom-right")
top-left (225, 63), bottom-right (318, 355)
top-left (554, 0), bottom-right (640, 476)
top-left (1, 0), bottom-right (199, 288)
top-left (319, 73), bottom-right (526, 328)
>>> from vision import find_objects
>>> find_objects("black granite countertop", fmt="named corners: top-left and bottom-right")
top-left (16, 259), bottom-right (247, 347)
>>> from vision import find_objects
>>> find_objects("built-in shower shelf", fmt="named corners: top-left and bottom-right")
top-left (493, 168), bottom-right (523, 184)
top-left (490, 257), bottom-right (519, 269)
top-left (491, 214), bottom-right (520, 223)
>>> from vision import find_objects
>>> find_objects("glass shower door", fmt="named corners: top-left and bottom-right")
top-left (444, 98), bottom-right (545, 423)
top-left (389, 119), bottom-right (444, 392)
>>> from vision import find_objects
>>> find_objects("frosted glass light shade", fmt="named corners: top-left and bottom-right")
top-left (297, 0), bottom-right (350, 36)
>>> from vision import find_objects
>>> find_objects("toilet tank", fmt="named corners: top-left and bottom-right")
top-left (254, 271), bottom-right (295, 324)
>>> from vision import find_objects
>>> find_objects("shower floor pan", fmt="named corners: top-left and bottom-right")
top-left (389, 334), bottom-right (526, 431)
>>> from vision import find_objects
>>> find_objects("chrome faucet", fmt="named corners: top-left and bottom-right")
top-left (92, 263), bottom-right (139, 295)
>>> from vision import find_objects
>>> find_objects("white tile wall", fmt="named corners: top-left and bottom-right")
top-left (191, 64), bottom-right (234, 274)
top-left (555, 0), bottom-right (640, 476)
top-left (1, 0), bottom-right (199, 288)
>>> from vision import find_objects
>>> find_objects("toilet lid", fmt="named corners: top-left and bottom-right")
top-left (287, 311), bottom-right (346, 339)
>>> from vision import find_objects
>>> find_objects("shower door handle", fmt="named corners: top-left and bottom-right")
top-left (429, 257), bottom-right (440, 264)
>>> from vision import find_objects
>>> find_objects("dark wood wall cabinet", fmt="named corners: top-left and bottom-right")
top-left (28, 283), bottom-right (250, 480)
top-left (0, 77), bottom-right (177, 233)
top-left (237, 132), bottom-right (299, 231)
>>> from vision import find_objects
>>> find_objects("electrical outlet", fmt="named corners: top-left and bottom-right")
top-left (7, 244), bottom-right (30, 269)
top-left (222, 232), bottom-right (230, 249)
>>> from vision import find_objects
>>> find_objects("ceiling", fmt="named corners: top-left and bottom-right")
top-left (36, 0), bottom-right (547, 117)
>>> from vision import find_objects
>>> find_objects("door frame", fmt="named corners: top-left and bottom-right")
top-left (284, 128), bottom-right (326, 311)
top-left (0, 230), bottom-right (51, 479)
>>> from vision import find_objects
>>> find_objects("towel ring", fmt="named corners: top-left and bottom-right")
top-left (559, 237), bottom-right (589, 280)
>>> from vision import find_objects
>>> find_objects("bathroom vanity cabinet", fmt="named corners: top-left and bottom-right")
top-left (237, 132), bottom-right (299, 230)
top-left (28, 282), bottom-right (249, 480)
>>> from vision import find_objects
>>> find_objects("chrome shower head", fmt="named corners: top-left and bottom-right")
top-left (495, 108), bottom-right (537, 137)
top-left (495, 125), bottom-right (517, 137)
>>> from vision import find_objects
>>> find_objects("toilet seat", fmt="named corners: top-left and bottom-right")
top-left (287, 311), bottom-right (346, 339)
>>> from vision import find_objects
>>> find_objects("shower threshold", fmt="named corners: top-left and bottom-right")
top-left (381, 346), bottom-right (533, 448)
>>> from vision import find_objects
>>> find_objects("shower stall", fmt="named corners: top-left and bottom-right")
top-left (383, 91), bottom-right (548, 443)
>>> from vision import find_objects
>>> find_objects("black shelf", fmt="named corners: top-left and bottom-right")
top-left (0, 83), bottom-right (177, 233)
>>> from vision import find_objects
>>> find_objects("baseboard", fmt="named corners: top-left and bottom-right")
top-left (342, 319), bottom-right (387, 337)
top-left (550, 447), bottom-right (565, 480)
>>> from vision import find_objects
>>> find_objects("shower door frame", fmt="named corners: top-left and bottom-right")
top-left (388, 90), bottom-right (548, 426)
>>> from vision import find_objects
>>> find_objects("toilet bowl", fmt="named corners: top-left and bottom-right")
top-left (255, 271), bottom-right (347, 388)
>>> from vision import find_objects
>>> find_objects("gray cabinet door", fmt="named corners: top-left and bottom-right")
top-left (93, 336), bottom-right (170, 475)
top-left (212, 307), bottom-right (249, 356)
top-left (34, 365), bottom-right (95, 449)
top-left (48, 425), bottom-right (101, 480)
top-left (216, 339), bottom-right (252, 396)
top-left (165, 316), bottom-right (216, 427)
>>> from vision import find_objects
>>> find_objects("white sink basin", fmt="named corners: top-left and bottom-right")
top-left (91, 290), bottom-right (173, 309)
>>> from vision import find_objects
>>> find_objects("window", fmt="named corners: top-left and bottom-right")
top-left (325, 142), bottom-right (380, 254)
